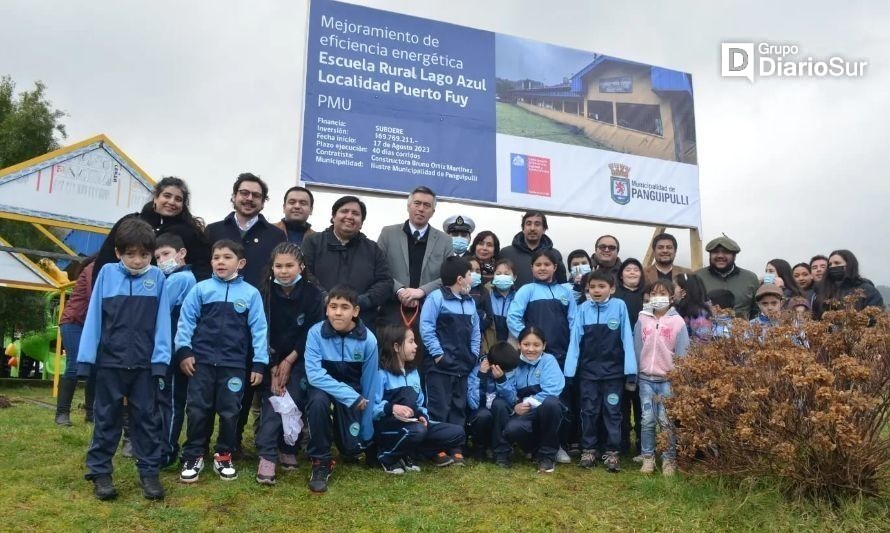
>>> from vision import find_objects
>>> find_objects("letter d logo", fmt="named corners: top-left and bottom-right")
top-left (721, 43), bottom-right (755, 82)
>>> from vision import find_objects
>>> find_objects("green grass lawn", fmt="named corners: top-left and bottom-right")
top-left (496, 102), bottom-right (614, 151)
top-left (2, 385), bottom-right (888, 532)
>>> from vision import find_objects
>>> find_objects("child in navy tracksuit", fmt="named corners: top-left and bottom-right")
top-left (176, 239), bottom-right (268, 483)
top-left (153, 233), bottom-right (197, 468)
top-left (507, 249), bottom-right (576, 460)
top-left (502, 326), bottom-right (566, 473)
top-left (77, 219), bottom-right (171, 501)
top-left (467, 341), bottom-right (519, 466)
top-left (419, 256), bottom-right (481, 465)
top-left (254, 243), bottom-right (325, 485)
top-left (564, 269), bottom-right (636, 473)
top-left (304, 285), bottom-right (380, 493)
top-left (373, 324), bottom-right (465, 473)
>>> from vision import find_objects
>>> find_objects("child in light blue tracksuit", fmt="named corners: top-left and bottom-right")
top-left (564, 270), bottom-right (636, 472)
top-left (466, 342), bottom-right (518, 465)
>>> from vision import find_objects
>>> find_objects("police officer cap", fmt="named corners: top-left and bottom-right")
top-left (443, 215), bottom-right (475, 234)
top-left (705, 234), bottom-right (741, 253)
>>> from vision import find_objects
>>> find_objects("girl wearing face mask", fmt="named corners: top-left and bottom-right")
top-left (813, 249), bottom-right (884, 319)
top-left (483, 258), bottom-right (517, 353)
top-left (501, 327), bottom-right (565, 473)
top-left (255, 242), bottom-right (325, 484)
top-left (762, 259), bottom-right (801, 300)
top-left (633, 279), bottom-right (689, 477)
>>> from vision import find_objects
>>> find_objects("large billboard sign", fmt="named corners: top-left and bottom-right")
top-left (300, 0), bottom-right (700, 229)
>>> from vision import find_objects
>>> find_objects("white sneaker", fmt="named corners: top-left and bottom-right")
top-left (632, 454), bottom-right (645, 463)
top-left (213, 452), bottom-right (238, 481)
top-left (556, 447), bottom-right (571, 464)
top-left (180, 457), bottom-right (204, 483)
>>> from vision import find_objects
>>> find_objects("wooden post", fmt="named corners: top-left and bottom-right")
top-left (642, 226), bottom-right (667, 267)
top-left (52, 289), bottom-right (67, 398)
top-left (690, 228), bottom-right (704, 270)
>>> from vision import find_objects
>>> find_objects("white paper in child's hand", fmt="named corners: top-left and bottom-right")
top-left (485, 392), bottom-right (496, 410)
top-left (394, 414), bottom-right (418, 423)
top-left (522, 396), bottom-right (542, 408)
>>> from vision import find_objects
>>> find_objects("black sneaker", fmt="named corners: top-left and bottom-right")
top-left (309, 460), bottom-right (334, 493)
top-left (92, 475), bottom-right (117, 501)
top-left (55, 412), bottom-right (72, 426)
top-left (180, 457), bottom-right (204, 484)
top-left (451, 453), bottom-right (466, 467)
top-left (381, 461), bottom-right (405, 475)
top-left (432, 452), bottom-right (454, 467)
top-left (537, 457), bottom-right (555, 473)
top-left (495, 454), bottom-right (512, 469)
top-left (579, 450), bottom-right (597, 469)
top-left (139, 475), bottom-right (164, 500)
top-left (401, 457), bottom-right (422, 472)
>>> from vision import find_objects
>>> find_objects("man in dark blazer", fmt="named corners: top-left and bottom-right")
top-left (376, 186), bottom-right (453, 329)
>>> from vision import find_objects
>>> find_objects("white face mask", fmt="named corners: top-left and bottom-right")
top-left (158, 258), bottom-right (179, 275)
top-left (571, 263), bottom-right (592, 279)
top-left (520, 354), bottom-right (540, 365)
top-left (274, 274), bottom-right (301, 287)
top-left (126, 264), bottom-right (152, 276)
top-left (650, 295), bottom-right (670, 310)
top-left (222, 271), bottom-right (239, 282)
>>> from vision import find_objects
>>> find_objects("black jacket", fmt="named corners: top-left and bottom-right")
top-left (614, 283), bottom-right (644, 329)
top-left (93, 202), bottom-right (211, 285)
top-left (264, 278), bottom-right (325, 366)
top-left (300, 227), bottom-right (392, 328)
top-left (813, 277), bottom-right (885, 318)
top-left (497, 232), bottom-right (568, 288)
top-left (205, 213), bottom-right (286, 288)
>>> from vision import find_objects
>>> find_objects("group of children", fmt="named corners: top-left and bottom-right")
top-left (77, 218), bottom-right (796, 502)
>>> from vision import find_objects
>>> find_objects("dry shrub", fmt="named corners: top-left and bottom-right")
top-left (668, 295), bottom-right (890, 501)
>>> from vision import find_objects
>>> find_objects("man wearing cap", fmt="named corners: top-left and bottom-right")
top-left (443, 215), bottom-right (475, 257)
top-left (377, 186), bottom-right (453, 328)
top-left (695, 234), bottom-right (759, 319)
top-left (643, 233), bottom-right (692, 286)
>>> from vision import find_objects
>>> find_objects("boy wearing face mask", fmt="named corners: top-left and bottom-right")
top-left (419, 256), bottom-right (481, 465)
top-left (633, 279), bottom-right (689, 476)
top-left (564, 250), bottom-right (592, 304)
top-left (564, 270), bottom-right (636, 473)
top-left (153, 233), bottom-right (197, 468)
top-left (443, 215), bottom-right (475, 258)
top-left (77, 219), bottom-right (172, 501)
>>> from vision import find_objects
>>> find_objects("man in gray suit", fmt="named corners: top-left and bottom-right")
top-left (377, 186), bottom-right (453, 329)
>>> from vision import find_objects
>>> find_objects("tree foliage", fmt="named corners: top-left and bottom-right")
top-left (0, 75), bottom-right (66, 169)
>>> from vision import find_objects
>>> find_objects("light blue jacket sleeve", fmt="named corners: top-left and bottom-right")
top-left (76, 267), bottom-right (105, 367)
top-left (620, 303), bottom-right (637, 376)
top-left (151, 272), bottom-right (172, 371)
top-left (467, 362), bottom-right (482, 411)
top-left (470, 304), bottom-right (481, 358)
top-left (506, 285), bottom-right (531, 339)
top-left (174, 283), bottom-right (202, 352)
top-left (563, 304), bottom-right (585, 378)
top-left (304, 326), bottom-right (359, 407)
top-left (165, 273), bottom-right (193, 311)
top-left (419, 290), bottom-right (444, 358)
top-left (371, 369), bottom-right (387, 421)
top-left (415, 372), bottom-right (429, 418)
top-left (359, 333), bottom-right (380, 441)
top-left (566, 287), bottom-right (578, 330)
top-left (533, 356), bottom-right (565, 407)
top-left (247, 289), bottom-right (269, 371)
top-left (500, 370), bottom-right (517, 405)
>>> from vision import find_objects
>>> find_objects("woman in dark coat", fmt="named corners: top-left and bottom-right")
top-left (813, 249), bottom-right (884, 319)
top-left (92, 176), bottom-right (210, 283)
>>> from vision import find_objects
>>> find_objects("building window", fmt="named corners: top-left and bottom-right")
top-left (616, 103), bottom-right (663, 136)
top-left (563, 101), bottom-right (580, 114)
top-left (587, 100), bottom-right (614, 124)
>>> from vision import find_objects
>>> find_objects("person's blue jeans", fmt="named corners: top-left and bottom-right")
top-left (639, 378), bottom-right (676, 460)
top-left (60, 323), bottom-right (83, 381)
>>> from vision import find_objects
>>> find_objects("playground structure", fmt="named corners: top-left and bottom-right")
top-left (0, 135), bottom-right (156, 395)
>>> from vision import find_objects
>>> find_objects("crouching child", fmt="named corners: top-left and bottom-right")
top-left (467, 341), bottom-right (520, 467)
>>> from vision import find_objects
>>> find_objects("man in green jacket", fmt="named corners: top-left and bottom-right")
top-left (695, 234), bottom-right (759, 319)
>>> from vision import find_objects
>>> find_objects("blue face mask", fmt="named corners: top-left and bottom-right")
top-left (470, 272), bottom-right (482, 288)
top-left (274, 274), bottom-right (301, 287)
top-left (571, 263), bottom-right (592, 279)
top-left (492, 274), bottom-right (514, 291)
top-left (519, 354), bottom-right (540, 365)
top-left (452, 236), bottom-right (469, 255)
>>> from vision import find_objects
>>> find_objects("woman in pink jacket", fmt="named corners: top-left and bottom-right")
top-left (633, 279), bottom-right (689, 476)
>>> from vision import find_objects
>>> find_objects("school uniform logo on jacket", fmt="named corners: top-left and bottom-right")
top-left (607, 318), bottom-right (620, 330)
top-left (607, 393), bottom-right (620, 405)
top-left (234, 299), bottom-right (248, 313)
top-left (143, 278), bottom-right (156, 291)
top-left (227, 377), bottom-right (243, 392)
top-left (296, 313), bottom-right (305, 326)
top-left (158, 378), bottom-right (165, 391)
top-left (349, 422), bottom-right (360, 437)
top-left (352, 351), bottom-right (362, 361)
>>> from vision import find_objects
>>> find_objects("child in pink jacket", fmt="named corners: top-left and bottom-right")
top-left (633, 279), bottom-right (689, 476)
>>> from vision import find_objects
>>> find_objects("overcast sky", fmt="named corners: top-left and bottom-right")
top-left (2, 0), bottom-right (887, 284)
